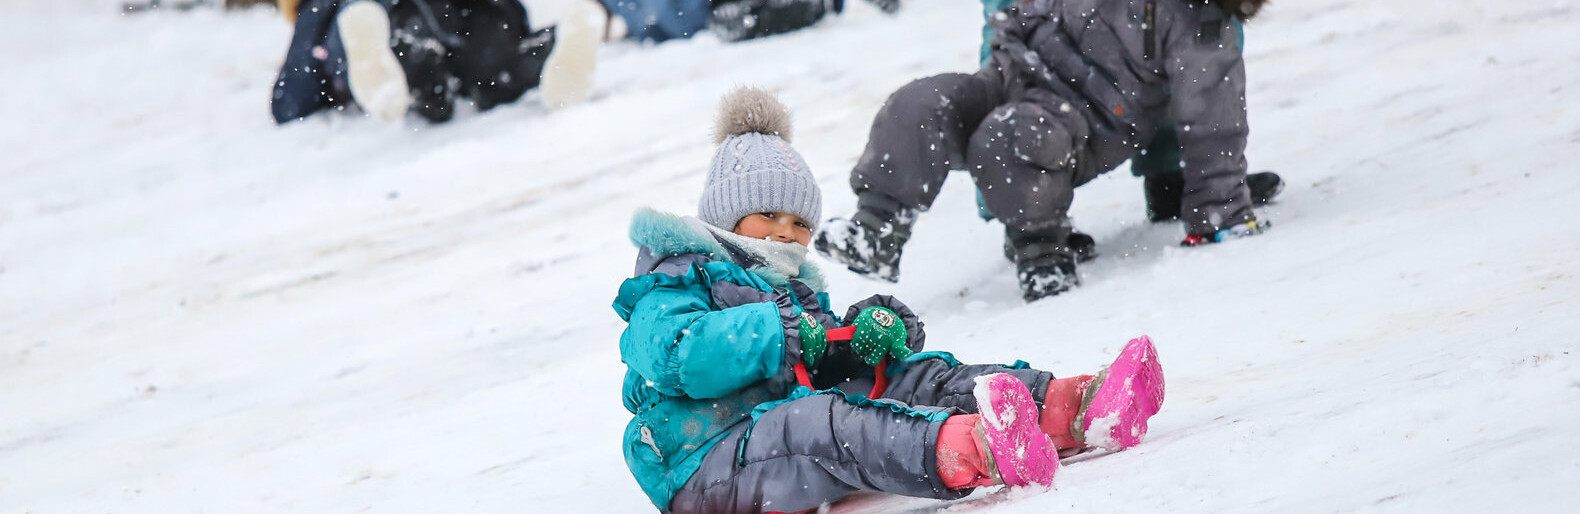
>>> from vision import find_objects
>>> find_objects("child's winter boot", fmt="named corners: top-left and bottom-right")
top-left (1002, 230), bottom-right (1097, 264)
top-left (971, 373), bottom-right (1060, 486)
top-left (812, 201), bottom-right (915, 282)
top-left (1146, 171), bottom-right (1283, 222)
top-left (1247, 171), bottom-right (1285, 205)
top-left (540, 0), bottom-right (603, 110)
top-left (1006, 224), bottom-right (1080, 301)
top-left (337, 1), bottom-right (412, 122)
top-left (1046, 336), bottom-right (1165, 450)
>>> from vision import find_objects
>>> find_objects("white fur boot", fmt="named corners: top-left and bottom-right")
top-left (538, 0), bottom-right (603, 110)
top-left (337, 1), bottom-right (410, 122)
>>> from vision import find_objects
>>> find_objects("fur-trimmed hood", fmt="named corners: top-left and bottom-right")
top-left (628, 207), bottom-right (826, 292)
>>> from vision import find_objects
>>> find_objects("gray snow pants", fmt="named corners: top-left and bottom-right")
top-left (849, 72), bottom-right (1098, 234)
top-left (668, 356), bottom-right (1054, 514)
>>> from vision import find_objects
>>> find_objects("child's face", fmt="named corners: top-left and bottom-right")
top-left (733, 212), bottom-right (812, 246)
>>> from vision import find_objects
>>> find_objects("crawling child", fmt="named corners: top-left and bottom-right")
top-left (614, 88), bottom-right (1165, 513)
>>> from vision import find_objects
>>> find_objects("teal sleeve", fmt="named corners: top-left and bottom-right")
top-left (620, 286), bottom-right (787, 400)
top-left (980, 0), bottom-right (1015, 66)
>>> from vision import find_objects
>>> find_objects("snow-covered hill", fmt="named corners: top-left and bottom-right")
top-left (2, 0), bottom-right (1577, 512)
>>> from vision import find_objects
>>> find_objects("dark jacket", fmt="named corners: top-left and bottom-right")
top-left (986, 0), bottom-right (1255, 233)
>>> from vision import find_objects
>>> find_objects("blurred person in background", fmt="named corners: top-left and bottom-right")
top-left (123, 0), bottom-right (277, 13)
top-left (600, 0), bottom-right (900, 44)
top-left (271, 0), bottom-right (605, 124)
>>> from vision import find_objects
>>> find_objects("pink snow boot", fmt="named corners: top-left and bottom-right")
top-left (972, 373), bottom-right (1061, 487)
top-left (1075, 335), bottom-right (1166, 450)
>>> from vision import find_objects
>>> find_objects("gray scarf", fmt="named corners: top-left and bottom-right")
top-left (697, 221), bottom-right (808, 279)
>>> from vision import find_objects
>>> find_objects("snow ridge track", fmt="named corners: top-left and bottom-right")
top-left (1, 0), bottom-right (1577, 512)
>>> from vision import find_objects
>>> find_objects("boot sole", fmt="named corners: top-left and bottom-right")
top-left (1082, 336), bottom-right (1165, 450)
top-left (540, 2), bottom-right (601, 110)
top-left (338, 1), bottom-right (410, 122)
top-left (1250, 171), bottom-right (1285, 205)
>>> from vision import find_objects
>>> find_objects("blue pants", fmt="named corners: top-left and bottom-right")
top-left (272, 0), bottom-right (352, 124)
top-left (604, 0), bottom-right (711, 42)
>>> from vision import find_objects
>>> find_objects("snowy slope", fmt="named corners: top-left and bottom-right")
top-left (1, 0), bottom-right (1578, 512)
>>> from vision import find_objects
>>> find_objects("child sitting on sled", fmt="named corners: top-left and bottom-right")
top-left (613, 87), bottom-right (1165, 514)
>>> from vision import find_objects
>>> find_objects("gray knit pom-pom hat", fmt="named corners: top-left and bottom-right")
top-left (697, 87), bottom-right (822, 231)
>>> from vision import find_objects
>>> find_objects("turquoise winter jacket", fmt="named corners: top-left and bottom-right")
top-left (613, 208), bottom-right (847, 511)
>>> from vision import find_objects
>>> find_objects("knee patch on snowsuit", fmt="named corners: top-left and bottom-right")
top-left (967, 102), bottom-right (1087, 230)
top-left (989, 102), bottom-right (1081, 172)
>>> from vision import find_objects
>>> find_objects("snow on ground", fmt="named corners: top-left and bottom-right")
top-left (2, 0), bottom-right (1578, 512)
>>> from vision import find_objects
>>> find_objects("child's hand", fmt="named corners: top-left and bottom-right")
top-left (850, 306), bottom-right (913, 366)
top-left (843, 294), bottom-right (927, 357)
top-left (798, 313), bottom-right (828, 367)
top-left (1182, 219), bottom-right (1270, 247)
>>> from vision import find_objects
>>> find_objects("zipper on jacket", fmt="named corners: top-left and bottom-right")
top-left (639, 424), bottom-right (664, 461)
top-left (1143, 1), bottom-right (1156, 60)
top-left (735, 422), bottom-right (754, 467)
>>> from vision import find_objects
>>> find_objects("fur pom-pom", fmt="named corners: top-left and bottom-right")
top-left (712, 86), bottom-right (793, 144)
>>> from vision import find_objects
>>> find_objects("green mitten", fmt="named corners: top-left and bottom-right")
top-left (850, 306), bottom-right (912, 366)
top-left (798, 312), bottom-right (828, 367)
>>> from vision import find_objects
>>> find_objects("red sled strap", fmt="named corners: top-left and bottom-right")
top-left (793, 326), bottom-right (889, 398)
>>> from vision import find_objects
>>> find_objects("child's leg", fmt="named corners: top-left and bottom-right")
top-left (879, 355), bottom-right (1053, 412)
top-left (669, 393), bottom-right (968, 514)
top-left (440, 0), bottom-right (544, 110)
top-left (886, 336), bottom-right (1166, 454)
top-left (816, 72), bottom-right (1005, 281)
top-left (966, 98), bottom-right (1090, 233)
top-left (878, 354), bottom-right (1092, 450)
top-left (966, 91), bottom-right (1094, 300)
top-left (328, 0), bottom-right (457, 122)
top-left (271, 2), bottom-right (351, 124)
top-left (849, 72), bottom-right (1004, 218)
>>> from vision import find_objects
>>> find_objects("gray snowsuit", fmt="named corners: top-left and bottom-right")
top-left (850, 0), bottom-right (1255, 236)
top-left (616, 209), bottom-right (1056, 513)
